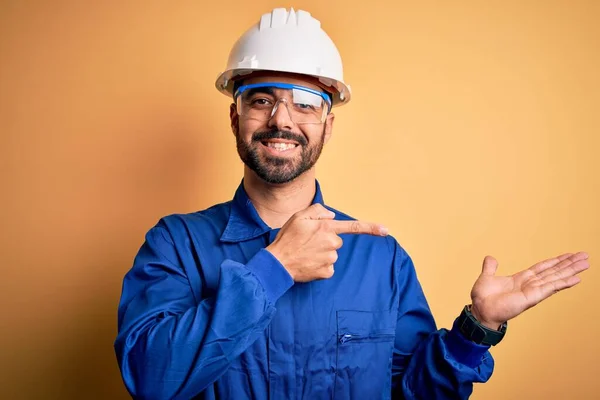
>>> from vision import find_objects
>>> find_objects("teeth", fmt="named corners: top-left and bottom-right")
top-left (267, 142), bottom-right (296, 151)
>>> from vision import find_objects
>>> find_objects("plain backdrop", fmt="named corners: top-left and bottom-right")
top-left (1, 1), bottom-right (598, 399)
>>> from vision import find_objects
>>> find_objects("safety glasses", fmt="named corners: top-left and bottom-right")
top-left (234, 82), bottom-right (332, 124)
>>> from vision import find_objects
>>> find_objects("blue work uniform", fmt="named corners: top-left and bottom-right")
top-left (115, 180), bottom-right (494, 399)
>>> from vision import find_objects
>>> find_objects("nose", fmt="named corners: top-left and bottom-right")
top-left (267, 98), bottom-right (294, 131)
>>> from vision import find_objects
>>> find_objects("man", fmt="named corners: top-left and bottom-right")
top-left (114, 8), bottom-right (590, 400)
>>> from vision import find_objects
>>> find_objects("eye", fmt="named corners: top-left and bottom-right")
top-left (250, 98), bottom-right (273, 106)
top-left (294, 103), bottom-right (319, 113)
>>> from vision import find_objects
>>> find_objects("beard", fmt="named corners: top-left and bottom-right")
top-left (236, 127), bottom-right (325, 184)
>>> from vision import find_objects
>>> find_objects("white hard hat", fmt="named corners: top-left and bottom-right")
top-left (215, 8), bottom-right (351, 107)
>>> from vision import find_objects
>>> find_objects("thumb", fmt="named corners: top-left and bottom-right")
top-left (481, 256), bottom-right (499, 276)
top-left (300, 204), bottom-right (336, 220)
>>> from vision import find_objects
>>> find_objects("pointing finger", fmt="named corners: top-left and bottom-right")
top-left (328, 220), bottom-right (388, 236)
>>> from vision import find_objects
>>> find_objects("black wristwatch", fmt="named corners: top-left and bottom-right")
top-left (456, 305), bottom-right (507, 346)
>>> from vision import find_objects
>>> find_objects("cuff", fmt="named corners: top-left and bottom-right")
top-left (445, 317), bottom-right (491, 368)
top-left (246, 248), bottom-right (294, 304)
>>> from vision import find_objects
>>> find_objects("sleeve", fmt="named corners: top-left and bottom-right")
top-left (113, 222), bottom-right (294, 400)
top-left (389, 239), bottom-right (495, 399)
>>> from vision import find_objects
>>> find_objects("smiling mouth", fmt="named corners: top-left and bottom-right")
top-left (261, 140), bottom-right (299, 152)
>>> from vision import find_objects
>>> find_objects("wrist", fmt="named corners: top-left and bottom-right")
top-left (245, 249), bottom-right (294, 303)
top-left (470, 305), bottom-right (503, 330)
top-left (456, 305), bottom-right (507, 346)
top-left (265, 244), bottom-right (293, 280)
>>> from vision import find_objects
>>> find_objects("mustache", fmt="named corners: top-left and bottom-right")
top-left (252, 130), bottom-right (307, 146)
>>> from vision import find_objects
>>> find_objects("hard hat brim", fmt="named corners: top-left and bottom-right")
top-left (215, 68), bottom-right (351, 107)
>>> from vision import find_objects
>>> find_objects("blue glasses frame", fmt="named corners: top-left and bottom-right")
top-left (234, 82), bottom-right (332, 110)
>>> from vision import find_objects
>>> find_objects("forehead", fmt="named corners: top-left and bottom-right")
top-left (239, 72), bottom-right (326, 93)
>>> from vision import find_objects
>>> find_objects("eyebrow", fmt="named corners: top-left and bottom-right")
top-left (244, 87), bottom-right (275, 97)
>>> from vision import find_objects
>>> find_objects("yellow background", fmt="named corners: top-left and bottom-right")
top-left (1, 1), bottom-right (598, 399)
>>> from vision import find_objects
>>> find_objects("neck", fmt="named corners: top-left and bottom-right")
top-left (243, 167), bottom-right (317, 228)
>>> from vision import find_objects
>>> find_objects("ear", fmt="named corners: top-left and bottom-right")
top-left (323, 112), bottom-right (335, 144)
top-left (229, 103), bottom-right (239, 136)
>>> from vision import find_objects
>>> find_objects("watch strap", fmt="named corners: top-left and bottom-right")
top-left (457, 305), bottom-right (507, 346)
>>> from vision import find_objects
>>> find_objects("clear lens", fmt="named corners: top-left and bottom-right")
top-left (235, 83), bottom-right (329, 124)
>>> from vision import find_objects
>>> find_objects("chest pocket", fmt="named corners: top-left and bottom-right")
top-left (334, 310), bottom-right (396, 400)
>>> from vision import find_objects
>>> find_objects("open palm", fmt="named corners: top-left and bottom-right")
top-left (469, 252), bottom-right (590, 329)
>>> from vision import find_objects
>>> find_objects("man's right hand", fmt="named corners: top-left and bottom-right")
top-left (266, 204), bottom-right (388, 282)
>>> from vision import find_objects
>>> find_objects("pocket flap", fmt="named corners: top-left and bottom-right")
top-left (336, 310), bottom-right (395, 336)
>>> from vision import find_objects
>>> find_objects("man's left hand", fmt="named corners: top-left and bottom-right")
top-left (469, 252), bottom-right (590, 330)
